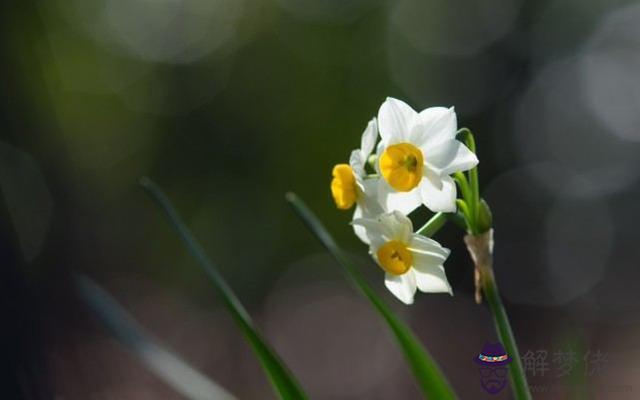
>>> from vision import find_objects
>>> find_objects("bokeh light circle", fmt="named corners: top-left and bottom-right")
top-left (389, 0), bottom-right (522, 56)
top-left (512, 57), bottom-right (640, 196)
top-left (484, 164), bottom-right (614, 306)
top-left (581, 3), bottom-right (640, 142)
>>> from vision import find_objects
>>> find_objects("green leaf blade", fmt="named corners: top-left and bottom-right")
top-left (140, 177), bottom-right (308, 400)
top-left (75, 275), bottom-right (238, 400)
top-left (286, 192), bottom-right (456, 400)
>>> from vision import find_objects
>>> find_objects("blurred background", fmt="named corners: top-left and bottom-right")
top-left (1, 0), bottom-right (639, 398)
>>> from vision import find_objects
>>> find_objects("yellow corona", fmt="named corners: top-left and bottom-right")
top-left (379, 143), bottom-right (424, 192)
top-left (376, 240), bottom-right (413, 275)
top-left (331, 164), bottom-right (357, 209)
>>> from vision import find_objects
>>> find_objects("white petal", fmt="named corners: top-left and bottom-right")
top-left (351, 218), bottom-right (390, 249)
top-left (378, 181), bottom-right (422, 215)
top-left (384, 271), bottom-right (417, 305)
top-left (378, 97), bottom-right (416, 144)
top-left (352, 181), bottom-right (384, 245)
top-left (352, 206), bottom-right (370, 244)
top-left (412, 260), bottom-right (452, 295)
top-left (419, 174), bottom-right (457, 213)
top-left (374, 140), bottom-right (385, 174)
top-left (357, 178), bottom-right (384, 215)
top-left (408, 235), bottom-right (451, 260)
top-left (379, 211), bottom-right (413, 243)
top-left (410, 106), bottom-right (457, 149)
top-left (425, 139), bottom-right (478, 176)
top-left (360, 118), bottom-right (378, 159)
top-left (422, 166), bottom-right (443, 190)
top-left (349, 149), bottom-right (366, 177)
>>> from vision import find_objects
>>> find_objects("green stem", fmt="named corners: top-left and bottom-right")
top-left (455, 200), bottom-right (472, 231)
top-left (416, 212), bottom-right (447, 237)
top-left (483, 276), bottom-right (531, 400)
top-left (456, 128), bottom-right (480, 234)
top-left (468, 173), bottom-right (480, 235)
top-left (467, 231), bottom-right (531, 399)
top-left (457, 129), bottom-right (526, 395)
top-left (453, 172), bottom-right (475, 230)
top-left (457, 128), bottom-right (475, 152)
top-left (453, 172), bottom-right (472, 204)
top-left (470, 166), bottom-right (479, 222)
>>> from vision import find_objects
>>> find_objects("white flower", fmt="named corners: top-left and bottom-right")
top-left (330, 118), bottom-right (384, 243)
top-left (352, 211), bottom-right (452, 304)
top-left (375, 97), bottom-right (478, 214)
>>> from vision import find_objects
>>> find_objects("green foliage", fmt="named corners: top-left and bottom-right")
top-left (287, 193), bottom-right (456, 400)
top-left (76, 275), bottom-right (238, 400)
top-left (140, 177), bottom-right (308, 400)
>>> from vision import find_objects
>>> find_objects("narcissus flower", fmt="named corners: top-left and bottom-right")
top-left (331, 118), bottom-right (384, 243)
top-left (353, 211), bottom-right (452, 304)
top-left (375, 98), bottom-right (478, 214)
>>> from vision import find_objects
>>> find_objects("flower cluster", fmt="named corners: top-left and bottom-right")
top-left (330, 98), bottom-right (478, 304)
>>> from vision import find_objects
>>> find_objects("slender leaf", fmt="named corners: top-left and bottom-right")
top-left (140, 177), bottom-right (308, 400)
top-left (286, 193), bottom-right (456, 400)
top-left (75, 275), bottom-right (237, 400)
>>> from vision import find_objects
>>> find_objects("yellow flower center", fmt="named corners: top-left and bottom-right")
top-left (331, 164), bottom-right (357, 210)
top-left (376, 240), bottom-right (413, 275)
top-left (379, 143), bottom-right (424, 192)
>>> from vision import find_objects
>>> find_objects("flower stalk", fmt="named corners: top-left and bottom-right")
top-left (454, 128), bottom-right (532, 400)
top-left (415, 212), bottom-right (447, 237)
top-left (464, 231), bottom-right (531, 400)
